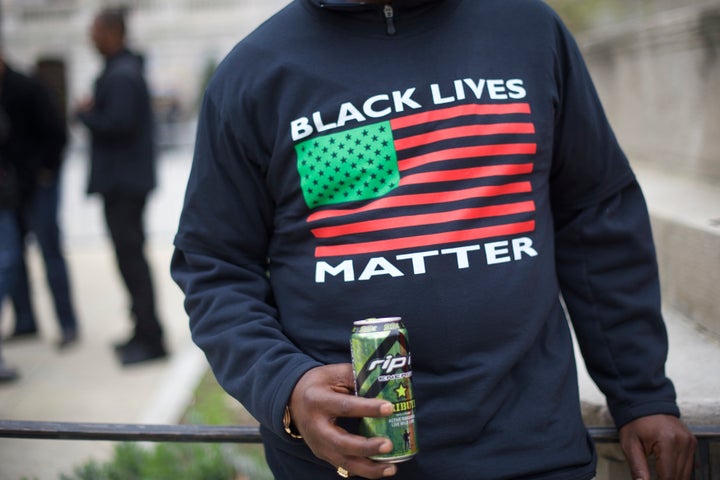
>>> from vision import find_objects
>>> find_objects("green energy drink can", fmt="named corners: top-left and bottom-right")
top-left (350, 317), bottom-right (418, 463)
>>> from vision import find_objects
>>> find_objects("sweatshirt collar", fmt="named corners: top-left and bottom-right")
top-left (308, 0), bottom-right (443, 11)
top-left (302, 0), bottom-right (451, 36)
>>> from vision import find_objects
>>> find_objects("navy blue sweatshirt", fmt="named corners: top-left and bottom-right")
top-left (172, 1), bottom-right (680, 478)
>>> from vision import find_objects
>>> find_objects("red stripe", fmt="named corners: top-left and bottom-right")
top-left (314, 221), bottom-right (536, 257)
top-left (312, 201), bottom-right (536, 238)
top-left (397, 143), bottom-right (537, 171)
top-left (399, 163), bottom-right (533, 186)
top-left (390, 103), bottom-right (532, 130)
top-left (394, 123), bottom-right (536, 151)
top-left (307, 182), bottom-right (532, 222)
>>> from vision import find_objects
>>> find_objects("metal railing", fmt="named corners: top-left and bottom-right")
top-left (0, 421), bottom-right (718, 479)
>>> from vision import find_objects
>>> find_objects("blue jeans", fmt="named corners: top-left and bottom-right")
top-left (0, 208), bottom-right (21, 318)
top-left (0, 208), bottom-right (22, 361)
top-left (11, 178), bottom-right (78, 333)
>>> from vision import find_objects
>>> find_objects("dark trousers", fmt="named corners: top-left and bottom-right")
top-left (12, 179), bottom-right (78, 333)
top-left (103, 192), bottom-right (163, 345)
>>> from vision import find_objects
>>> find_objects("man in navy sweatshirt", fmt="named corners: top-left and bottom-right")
top-left (172, 1), bottom-right (696, 478)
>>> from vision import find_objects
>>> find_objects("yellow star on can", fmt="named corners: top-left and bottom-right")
top-left (394, 383), bottom-right (408, 399)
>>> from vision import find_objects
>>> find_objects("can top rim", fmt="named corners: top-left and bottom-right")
top-left (354, 317), bottom-right (402, 326)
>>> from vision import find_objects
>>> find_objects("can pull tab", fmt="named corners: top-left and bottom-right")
top-left (384, 4), bottom-right (396, 36)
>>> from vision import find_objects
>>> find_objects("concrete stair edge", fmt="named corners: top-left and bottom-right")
top-left (634, 162), bottom-right (720, 340)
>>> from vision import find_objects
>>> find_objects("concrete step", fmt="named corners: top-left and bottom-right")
top-left (634, 162), bottom-right (720, 340)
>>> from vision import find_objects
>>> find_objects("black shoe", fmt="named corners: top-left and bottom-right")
top-left (116, 340), bottom-right (167, 366)
top-left (113, 335), bottom-right (139, 352)
top-left (0, 364), bottom-right (20, 383)
top-left (57, 330), bottom-right (79, 350)
top-left (4, 330), bottom-right (39, 343)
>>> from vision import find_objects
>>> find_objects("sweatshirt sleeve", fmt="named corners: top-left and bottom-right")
top-left (171, 92), bottom-right (322, 437)
top-left (549, 17), bottom-right (679, 427)
top-left (554, 182), bottom-right (679, 428)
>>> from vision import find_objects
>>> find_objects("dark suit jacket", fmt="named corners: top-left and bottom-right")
top-left (77, 49), bottom-right (156, 196)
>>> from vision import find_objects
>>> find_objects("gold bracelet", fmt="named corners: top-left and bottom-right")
top-left (283, 405), bottom-right (303, 439)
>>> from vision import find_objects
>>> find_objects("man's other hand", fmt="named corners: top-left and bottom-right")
top-left (619, 414), bottom-right (696, 480)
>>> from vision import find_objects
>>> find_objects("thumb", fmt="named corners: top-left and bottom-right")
top-left (622, 435), bottom-right (650, 480)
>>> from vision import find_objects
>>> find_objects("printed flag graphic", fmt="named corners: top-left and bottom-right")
top-left (295, 103), bottom-right (538, 258)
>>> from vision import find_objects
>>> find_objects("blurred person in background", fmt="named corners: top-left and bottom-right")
top-left (0, 49), bottom-right (78, 351)
top-left (3, 55), bottom-right (80, 350)
top-left (75, 8), bottom-right (167, 366)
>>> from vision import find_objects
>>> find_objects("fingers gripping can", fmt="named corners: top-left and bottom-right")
top-left (350, 317), bottom-right (418, 463)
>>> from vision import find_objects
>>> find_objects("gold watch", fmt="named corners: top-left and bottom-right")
top-left (283, 405), bottom-right (303, 439)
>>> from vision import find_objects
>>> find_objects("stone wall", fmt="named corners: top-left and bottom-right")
top-left (1, 0), bottom-right (290, 119)
top-left (580, 1), bottom-right (720, 339)
top-left (581, 1), bottom-right (720, 183)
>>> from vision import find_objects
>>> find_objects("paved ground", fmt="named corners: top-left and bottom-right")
top-left (0, 147), bottom-right (209, 480)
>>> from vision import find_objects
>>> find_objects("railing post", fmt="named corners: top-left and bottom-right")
top-left (694, 438), bottom-right (711, 480)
